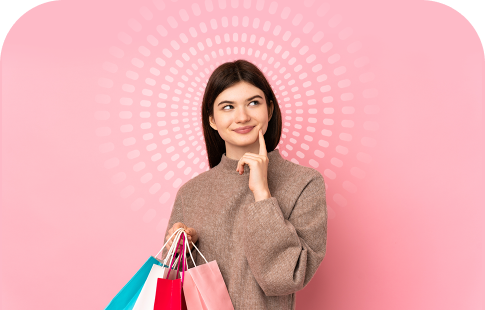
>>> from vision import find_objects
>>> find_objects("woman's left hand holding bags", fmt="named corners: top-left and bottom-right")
top-left (236, 129), bottom-right (272, 202)
top-left (165, 222), bottom-right (198, 253)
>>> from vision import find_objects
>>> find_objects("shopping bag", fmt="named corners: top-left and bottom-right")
top-left (181, 271), bottom-right (208, 310)
top-left (154, 231), bottom-right (188, 310)
top-left (132, 228), bottom-right (186, 310)
top-left (183, 238), bottom-right (234, 310)
top-left (104, 256), bottom-right (163, 310)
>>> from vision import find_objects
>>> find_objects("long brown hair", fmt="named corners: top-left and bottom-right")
top-left (202, 59), bottom-right (282, 168)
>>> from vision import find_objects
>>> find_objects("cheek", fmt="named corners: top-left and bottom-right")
top-left (257, 110), bottom-right (269, 123)
top-left (214, 113), bottom-right (232, 128)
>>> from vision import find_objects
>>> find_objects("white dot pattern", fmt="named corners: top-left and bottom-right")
top-left (95, 0), bottom-right (380, 223)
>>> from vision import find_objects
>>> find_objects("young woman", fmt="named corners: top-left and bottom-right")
top-left (162, 59), bottom-right (327, 309)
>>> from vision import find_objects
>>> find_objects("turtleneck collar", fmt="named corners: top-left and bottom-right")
top-left (216, 148), bottom-right (284, 175)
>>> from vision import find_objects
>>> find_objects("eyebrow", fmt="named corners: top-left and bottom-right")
top-left (217, 95), bottom-right (263, 106)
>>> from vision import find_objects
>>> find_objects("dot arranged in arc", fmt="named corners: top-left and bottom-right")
top-left (95, 0), bottom-right (380, 225)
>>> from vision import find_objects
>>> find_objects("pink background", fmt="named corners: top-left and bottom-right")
top-left (1, 0), bottom-right (483, 309)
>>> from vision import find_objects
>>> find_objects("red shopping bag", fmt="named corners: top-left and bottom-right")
top-left (183, 241), bottom-right (234, 310)
top-left (154, 232), bottom-right (188, 310)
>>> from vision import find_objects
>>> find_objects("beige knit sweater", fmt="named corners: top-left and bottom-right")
top-left (163, 148), bottom-right (327, 309)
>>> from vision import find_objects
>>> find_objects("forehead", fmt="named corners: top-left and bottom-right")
top-left (215, 81), bottom-right (265, 102)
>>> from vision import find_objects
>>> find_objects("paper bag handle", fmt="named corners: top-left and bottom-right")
top-left (155, 227), bottom-right (185, 263)
top-left (184, 238), bottom-right (208, 267)
top-left (166, 232), bottom-right (186, 283)
top-left (162, 228), bottom-right (185, 266)
top-left (163, 231), bottom-right (182, 268)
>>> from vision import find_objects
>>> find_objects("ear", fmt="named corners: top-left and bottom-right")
top-left (209, 115), bottom-right (217, 130)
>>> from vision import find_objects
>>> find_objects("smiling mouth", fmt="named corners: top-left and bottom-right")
top-left (234, 126), bottom-right (255, 133)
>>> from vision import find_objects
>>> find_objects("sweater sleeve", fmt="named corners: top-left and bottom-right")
top-left (161, 186), bottom-right (198, 269)
top-left (242, 172), bottom-right (327, 296)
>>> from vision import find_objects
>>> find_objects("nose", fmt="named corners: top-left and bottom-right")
top-left (234, 106), bottom-right (251, 123)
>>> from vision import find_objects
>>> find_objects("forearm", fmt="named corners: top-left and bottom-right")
top-left (253, 188), bottom-right (271, 202)
top-left (244, 174), bottom-right (327, 296)
top-left (243, 198), bottom-right (323, 296)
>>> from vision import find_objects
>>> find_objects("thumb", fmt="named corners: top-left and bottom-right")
top-left (185, 227), bottom-right (196, 236)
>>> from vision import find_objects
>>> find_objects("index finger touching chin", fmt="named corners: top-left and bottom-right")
top-left (259, 128), bottom-right (267, 156)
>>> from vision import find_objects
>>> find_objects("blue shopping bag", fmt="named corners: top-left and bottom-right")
top-left (104, 256), bottom-right (163, 310)
top-left (105, 227), bottom-right (186, 310)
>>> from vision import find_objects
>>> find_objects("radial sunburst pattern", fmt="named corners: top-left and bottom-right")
top-left (95, 0), bottom-right (379, 231)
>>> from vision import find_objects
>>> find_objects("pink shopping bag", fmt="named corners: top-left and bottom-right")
top-left (183, 242), bottom-right (234, 310)
top-left (182, 271), bottom-right (208, 310)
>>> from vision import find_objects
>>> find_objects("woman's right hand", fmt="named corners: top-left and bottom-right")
top-left (165, 222), bottom-right (198, 253)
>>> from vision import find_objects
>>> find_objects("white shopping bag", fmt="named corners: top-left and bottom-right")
top-left (132, 228), bottom-right (186, 310)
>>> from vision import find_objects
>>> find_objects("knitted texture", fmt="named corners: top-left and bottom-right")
top-left (163, 148), bottom-right (327, 309)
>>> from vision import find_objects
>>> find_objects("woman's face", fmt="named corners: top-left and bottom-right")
top-left (209, 81), bottom-right (273, 150)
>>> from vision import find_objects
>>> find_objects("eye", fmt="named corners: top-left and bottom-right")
top-left (222, 101), bottom-right (260, 110)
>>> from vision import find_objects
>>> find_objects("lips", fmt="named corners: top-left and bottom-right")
top-left (234, 126), bottom-right (255, 133)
